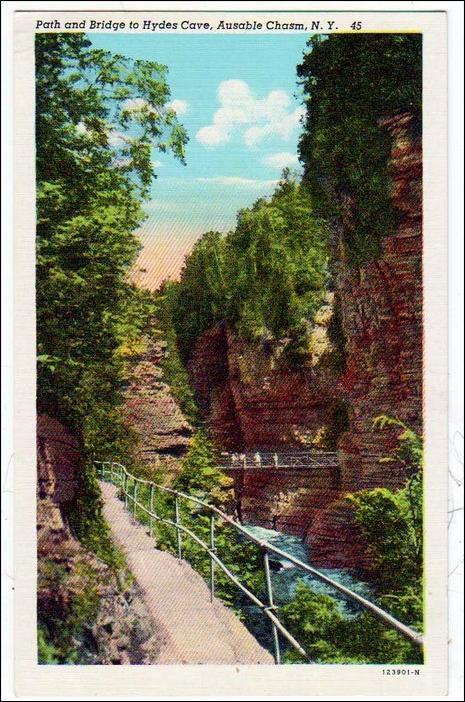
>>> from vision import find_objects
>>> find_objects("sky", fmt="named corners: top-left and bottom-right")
top-left (89, 33), bottom-right (311, 289)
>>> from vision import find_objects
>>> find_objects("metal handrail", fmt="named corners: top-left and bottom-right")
top-left (95, 460), bottom-right (423, 664)
top-left (217, 450), bottom-right (340, 470)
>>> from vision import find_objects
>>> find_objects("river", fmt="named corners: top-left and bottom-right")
top-left (239, 523), bottom-right (375, 657)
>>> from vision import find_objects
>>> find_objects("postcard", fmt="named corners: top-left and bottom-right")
top-left (12, 5), bottom-right (449, 697)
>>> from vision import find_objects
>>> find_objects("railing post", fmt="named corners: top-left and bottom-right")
top-left (263, 550), bottom-right (281, 664)
top-left (133, 481), bottom-right (138, 520)
top-left (175, 497), bottom-right (182, 560)
top-left (149, 484), bottom-right (155, 537)
top-left (210, 514), bottom-right (215, 602)
top-left (124, 473), bottom-right (128, 510)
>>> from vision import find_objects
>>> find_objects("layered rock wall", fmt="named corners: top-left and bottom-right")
top-left (189, 299), bottom-right (339, 452)
top-left (124, 340), bottom-right (193, 464)
top-left (37, 415), bottom-right (82, 561)
top-left (336, 112), bottom-right (423, 493)
top-left (188, 113), bottom-right (422, 574)
top-left (308, 113), bottom-right (422, 569)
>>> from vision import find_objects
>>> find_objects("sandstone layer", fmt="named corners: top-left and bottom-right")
top-left (124, 339), bottom-right (193, 465)
top-left (310, 114), bottom-right (422, 569)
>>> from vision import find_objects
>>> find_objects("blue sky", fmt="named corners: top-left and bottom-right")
top-left (89, 33), bottom-right (310, 287)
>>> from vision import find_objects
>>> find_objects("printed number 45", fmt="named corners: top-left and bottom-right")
top-left (351, 22), bottom-right (362, 30)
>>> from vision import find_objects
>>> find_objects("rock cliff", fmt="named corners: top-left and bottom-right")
top-left (37, 414), bottom-right (163, 664)
top-left (187, 113), bottom-right (422, 574)
top-left (307, 112), bottom-right (423, 570)
top-left (188, 297), bottom-right (339, 452)
top-left (123, 339), bottom-right (193, 466)
top-left (336, 112), bottom-right (423, 490)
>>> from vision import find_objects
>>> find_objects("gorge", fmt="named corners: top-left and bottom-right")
top-left (35, 32), bottom-right (424, 665)
top-left (126, 110), bottom-right (422, 574)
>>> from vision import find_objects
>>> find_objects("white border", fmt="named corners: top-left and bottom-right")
top-left (2, 1), bottom-right (462, 699)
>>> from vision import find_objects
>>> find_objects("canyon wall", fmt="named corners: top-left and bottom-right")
top-left (189, 113), bottom-right (422, 574)
top-left (336, 112), bottom-right (423, 492)
top-left (308, 113), bottom-right (423, 569)
top-left (37, 414), bottom-right (163, 663)
top-left (189, 296), bottom-right (339, 452)
top-left (124, 340), bottom-right (193, 466)
top-left (188, 300), bottom-right (347, 563)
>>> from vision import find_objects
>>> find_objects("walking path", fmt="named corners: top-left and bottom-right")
top-left (99, 481), bottom-right (273, 664)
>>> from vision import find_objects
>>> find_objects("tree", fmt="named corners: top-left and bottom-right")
top-left (297, 34), bottom-right (422, 263)
top-left (167, 173), bottom-right (329, 362)
top-left (36, 33), bottom-right (188, 448)
top-left (229, 172), bottom-right (328, 348)
top-left (169, 231), bottom-right (229, 362)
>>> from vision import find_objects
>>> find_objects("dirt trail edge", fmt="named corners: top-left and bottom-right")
top-left (99, 481), bottom-right (273, 664)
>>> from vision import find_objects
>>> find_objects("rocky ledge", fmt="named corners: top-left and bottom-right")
top-left (37, 414), bottom-right (163, 664)
top-left (124, 340), bottom-right (193, 463)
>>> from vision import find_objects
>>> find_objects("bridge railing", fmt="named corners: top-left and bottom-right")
top-left (216, 450), bottom-right (339, 470)
top-left (95, 460), bottom-right (423, 664)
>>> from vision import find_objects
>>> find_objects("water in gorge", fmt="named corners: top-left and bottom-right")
top-left (239, 523), bottom-right (375, 659)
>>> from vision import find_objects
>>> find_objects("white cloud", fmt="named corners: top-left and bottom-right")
top-left (263, 152), bottom-right (300, 169)
top-left (245, 107), bottom-right (305, 147)
top-left (107, 130), bottom-right (130, 147)
top-left (196, 79), bottom-right (304, 148)
top-left (196, 124), bottom-right (228, 147)
top-left (152, 160), bottom-right (164, 169)
top-left (122, 97), bottom-right (150, 113)
top-left (196, 176), bottom-right (278, 189)
top-left (167, 99), bottom-right (188, 115)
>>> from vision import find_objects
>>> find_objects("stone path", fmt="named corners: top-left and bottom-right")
top-left (99, 481), bottom-right (273, 665)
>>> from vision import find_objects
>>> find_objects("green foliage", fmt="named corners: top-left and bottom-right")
top-left (36, 35), bottom-right (186, 653)
top-left (36, 34), bottom-right (187, 561)
top-left (66, 463), bottom-right (129, 572)
top-left (298, 34), bottom-right (422, 264)
top-left (167, 231), bottom-right (231, 363)
top-left (173, 432), bottom-right (233, 502)
top-left (168, 173), bottom-right (329, 361)
top-left (373, 415), bottom-right (424, 472)
top-left (36, 32), bottom-right (187, 446)
top-left (230, 175), bottom-right (329, 342)
top-left (349, 480), bottom-right (422, 598)
top-left (281, 582), bottom-right (422, 664)
top-left (37, 626), bottom-right (61, 664)
top-left (281, 420), bottom-right (423, 664)
top-left (348, 417), bottom-right (423, 617)
top-left (37, 559), bottom-right (102, 664)
top-left (154, 281), bottom-right (201, 424)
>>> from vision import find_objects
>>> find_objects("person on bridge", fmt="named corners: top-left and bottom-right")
top-left (272, 514), bottom-right (281, 530)
top-left (254, 452), bottom-right (261, 468)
